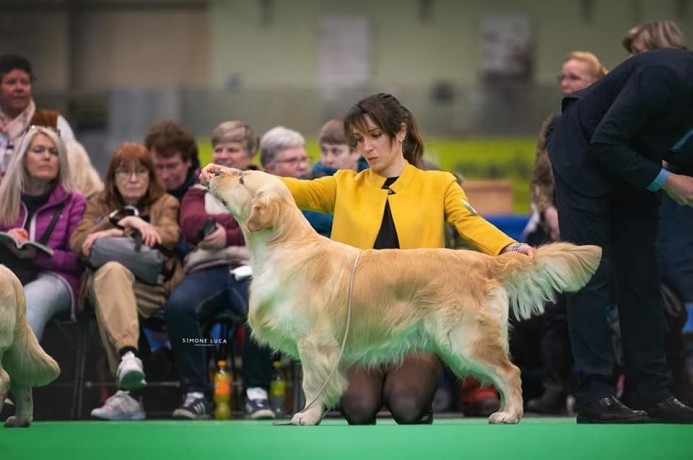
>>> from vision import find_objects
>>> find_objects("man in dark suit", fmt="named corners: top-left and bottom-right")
top-left (548, 48), bottom-right (693, 423)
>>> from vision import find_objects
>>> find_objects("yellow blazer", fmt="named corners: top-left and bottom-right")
top-left (281, 163), bottom-right (515, 255)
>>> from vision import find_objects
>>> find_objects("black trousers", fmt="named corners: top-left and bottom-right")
top-left (553, 174), bottom-right (671, 409)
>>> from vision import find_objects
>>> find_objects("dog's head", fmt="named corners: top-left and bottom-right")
top-left (208, 167), bottom-right (293, 232)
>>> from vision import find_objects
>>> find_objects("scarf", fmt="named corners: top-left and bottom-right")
top-left (0, 99), bottom-right (36, 172)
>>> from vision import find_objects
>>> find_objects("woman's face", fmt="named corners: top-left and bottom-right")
top-left (351, 115), bottom-right (405, 177)
top-left (213, 141), bottom-right (252, 170)
top-left (114, 161), bottom-right (150, 204)
top-left (24, 133), bottom-right (60, 183)
top-left (559, 59), bottom-right (598, 96)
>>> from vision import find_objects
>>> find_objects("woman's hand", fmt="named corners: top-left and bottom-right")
top-left (82, 228), bottom-right (123, 256)
top-left (501, 242), bottom-right (535, 257)
top-left (117, 216), bottom-right (162, 247)
top-left (198, 223), bottom-right (227, 250)
top-left (7, 228), bottom-right (29, 243)
top-left (199, 164), bottom-right (234, 186)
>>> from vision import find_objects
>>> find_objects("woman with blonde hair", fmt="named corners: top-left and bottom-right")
top-left (65, 140), bottom-right (103, 198)
top-left (70, 142), bottom-right (182, 420)
top-left (0, 125), bottom-right (86, 339)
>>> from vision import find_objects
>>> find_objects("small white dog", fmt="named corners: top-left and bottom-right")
top-left (207, 167), bottom-right (601, 425)
top-left (0, 265), bottom-right (61, 427)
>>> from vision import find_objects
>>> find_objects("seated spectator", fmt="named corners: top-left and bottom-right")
top-left (313, 119), bottom-right (367, 177)
top-left (144, 121), bottom-right (200, 202)
top-left (166, 120), bottom-right (275, 420)
top-left (0, 125), bottom-right (86, 339)
top-left (65, 140), bottom-right (103, 198)
top-left (69, 142), bottom-right (183, 421)
top-left (0, 54), bottom-right (75, 182)
top-left (261, 126), bottom-right (332, 237)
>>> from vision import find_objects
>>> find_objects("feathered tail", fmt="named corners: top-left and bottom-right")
top-left (1, 266), bottom-right (60, 386)
top-left (489, 242), bottom-right (602, 320)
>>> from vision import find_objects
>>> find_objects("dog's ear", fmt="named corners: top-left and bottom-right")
top-left (247, 191), bottom-right (280, 232)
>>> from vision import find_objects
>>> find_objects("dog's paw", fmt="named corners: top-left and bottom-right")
top-left (4, 416), bottom-right (31, 428)
top-left (290, 409), bottom-right (322, 426)
top-left (488, 411), bottom-right (521, 424)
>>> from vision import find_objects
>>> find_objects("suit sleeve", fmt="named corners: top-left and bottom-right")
top-left (589, 66), bottom-right (684, 189)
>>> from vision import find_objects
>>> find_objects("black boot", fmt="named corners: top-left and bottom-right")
top-left (526, 387), bottom-right (567, 414)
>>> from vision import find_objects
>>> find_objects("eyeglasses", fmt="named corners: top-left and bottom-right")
top-left (115, 168), bottom-right (149, 179)
top-left (274, 156), bottom-right (310, 166)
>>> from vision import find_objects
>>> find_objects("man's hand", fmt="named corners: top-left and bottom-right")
top-left (198, 223), bottom-right (227, 250)
top-left (662, 173), bottom-right (693, 206)
top-left (543, 206), bottom-right (560, 241)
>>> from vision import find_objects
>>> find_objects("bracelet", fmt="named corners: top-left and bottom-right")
top-left (510, 242), bottom-right (524, 252)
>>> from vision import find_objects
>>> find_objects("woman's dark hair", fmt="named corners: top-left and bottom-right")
top-left (344, 93), bottom-right (424, 168)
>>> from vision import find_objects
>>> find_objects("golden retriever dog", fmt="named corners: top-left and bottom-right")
top-left (0, 265), bottom-right (61, 427)
top-left (207, 168), bottom-right (601, 425)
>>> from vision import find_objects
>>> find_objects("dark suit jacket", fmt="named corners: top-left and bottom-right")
top-left (548, 49), bottom-right (693, 197)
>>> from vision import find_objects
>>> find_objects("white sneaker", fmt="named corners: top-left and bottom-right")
top-left (117, 351), bottom-right (146, 390)
top-left (90, 390), bottom-right (146, 420)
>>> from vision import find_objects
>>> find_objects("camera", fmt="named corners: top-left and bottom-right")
top-left (198, 218), bottom-right (217, 240)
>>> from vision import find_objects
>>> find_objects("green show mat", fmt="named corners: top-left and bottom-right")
top-left (2, 418), bottom-right (692, 460)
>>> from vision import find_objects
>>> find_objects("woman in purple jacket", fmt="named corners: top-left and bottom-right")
top-left (0, 125), bottom-right (86, 339)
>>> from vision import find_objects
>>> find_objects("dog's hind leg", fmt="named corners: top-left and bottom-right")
top-left (291, 335), bottom-right (347, 426)
top-left (4, 383), bottom-right (32, 428)
top-left (435, 291), bottom-right (524, 424)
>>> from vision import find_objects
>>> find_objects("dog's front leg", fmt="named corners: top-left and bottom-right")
top-left (4, 383), bottom-right (32, 428)
top-left (291, 336), bottom-right (346, 426)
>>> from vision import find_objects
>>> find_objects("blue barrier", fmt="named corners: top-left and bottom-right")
top-left (484, 214), bottom-right (531, 242)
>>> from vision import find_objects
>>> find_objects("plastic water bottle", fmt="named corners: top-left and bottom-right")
top-left (269, 360), bottom-right (286, 417)
top-left (213, 360), bottom-right (232, 420)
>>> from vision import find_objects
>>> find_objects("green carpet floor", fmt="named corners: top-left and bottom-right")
top-left (2, 418), bottom-right (692, 460)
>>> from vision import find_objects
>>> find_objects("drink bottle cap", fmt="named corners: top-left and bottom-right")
top-left (217, 360), bottom-right (227, 368)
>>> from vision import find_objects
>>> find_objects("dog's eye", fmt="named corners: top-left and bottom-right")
top-left (239, 176), bottom-right (245, 185)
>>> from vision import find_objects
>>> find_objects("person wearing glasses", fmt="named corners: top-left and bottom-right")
top-left (0, 54), bottom-right (75, 182)
top-left (521, 51), bottom-right (608, 415)
top-left (261, 126), bottom-right (333, 237)
top-left (70, 143), bottom-right (183, 420)
top-left (0, 125), bottom-right (86, 340)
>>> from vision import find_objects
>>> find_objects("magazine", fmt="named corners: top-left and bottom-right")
top-left (0, 232), bottom-right (54, 257)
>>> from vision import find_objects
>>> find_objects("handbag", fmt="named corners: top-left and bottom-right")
top-left (0, 203), bottom-right (64, 285)
top-left (87, 233), bottom-right (167, 285)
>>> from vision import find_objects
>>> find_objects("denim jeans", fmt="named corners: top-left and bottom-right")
top-left (24, 271), bottom-right (71, 340)
top-left (165, 265), bottom-right (273, 397)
